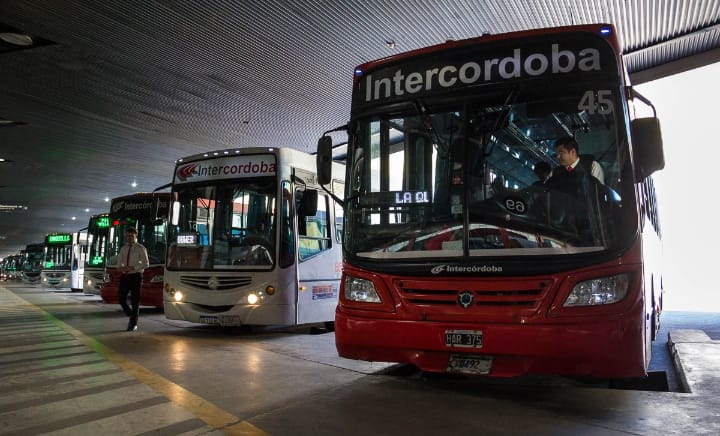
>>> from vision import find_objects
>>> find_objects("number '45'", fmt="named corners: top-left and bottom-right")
top-left (578, 90), bottom-right (614, 115)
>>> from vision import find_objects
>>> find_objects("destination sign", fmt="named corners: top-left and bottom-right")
top-left (46, 234), bottom-right (71, 244)
top-left (355, 33), bottom-right (617, 106)
top-left (174, 154), bottom-right (277, 185)
top-left (96, 216), bottom-right (110, 228)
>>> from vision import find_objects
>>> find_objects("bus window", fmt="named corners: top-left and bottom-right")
top-left (297, 190), bottom-right (330, 261)
top-left (279, 181), bottom-right (296, 267)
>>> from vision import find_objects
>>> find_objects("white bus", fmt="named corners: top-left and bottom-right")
top-left (41, 233), bottom-right (73, 288)
top-left (41, 232), bottom-right (86, 290)
top-left (21, 243), bottom-right (44, 284)
top-left (164, 147), bottom-right (344, 327)
top-left (83, 213), bottom-right (110, 295)
top-left (70, 231), bottom-right (87, 292)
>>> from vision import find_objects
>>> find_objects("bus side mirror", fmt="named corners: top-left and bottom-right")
top-left (317, 136), bottom-right (333, 186)
top-left (300, 189), bottom-right (318, 217)
top-left (631, 117), bottom-right (665, 181)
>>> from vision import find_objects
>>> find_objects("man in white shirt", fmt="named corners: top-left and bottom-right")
top-left (117, 227), bottom-right (149, 331)
top-left (552, 136), bottom-right (605, 184)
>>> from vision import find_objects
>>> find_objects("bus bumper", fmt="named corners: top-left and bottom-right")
top-left (335, 309), bottom-right (646, 378)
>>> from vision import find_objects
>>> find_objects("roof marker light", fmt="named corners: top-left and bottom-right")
top-left (599, 26), bottom-right (612, 36)
top-left (354, 68), bottom-right (363, 77)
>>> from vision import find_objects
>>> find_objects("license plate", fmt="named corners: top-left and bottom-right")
top-left (445, 329), bottom-right (483, 348)
top-left (199, 316), bottom-right (219, 325)
top-left (447, 354), bottom-right (493, 375)
top-left (199, 315), bottom-right (243, 326)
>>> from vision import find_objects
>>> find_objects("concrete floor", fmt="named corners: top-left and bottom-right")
top-left (0, 282), bottom-right (718, 436)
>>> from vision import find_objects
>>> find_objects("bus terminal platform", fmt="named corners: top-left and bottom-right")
top-left (0, 282), bottom-right (718, 435)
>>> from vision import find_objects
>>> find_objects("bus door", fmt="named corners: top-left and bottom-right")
top-left (70, 232), bottom-right (87, 291)
top-left (294, 182), bottom-right (340, 325)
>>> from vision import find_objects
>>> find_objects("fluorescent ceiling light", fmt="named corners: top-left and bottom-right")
top-left (0, 32), bottom-right (33, 46)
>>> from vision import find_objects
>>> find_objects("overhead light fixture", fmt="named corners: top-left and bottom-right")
top-left (131, 179), bottom-right (138, 188)
top-left (0, 204), bottom-right (27, 212)
top-left (0, 23), bottom-right (56, 54)
top-left (386, 40), bottom-right (396, 49)
top-left (0, 117), bottom-right (24, 128)
top-left (0, 32), bottom-right (33, 46)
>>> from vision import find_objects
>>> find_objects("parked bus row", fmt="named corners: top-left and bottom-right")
top-left (4, 146), bottom-right (346, 330)
top-left (3, 24), bottom-right (664, 382)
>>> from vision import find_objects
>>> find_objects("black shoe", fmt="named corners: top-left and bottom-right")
top-left (127, 322), bottom-right (137, 331)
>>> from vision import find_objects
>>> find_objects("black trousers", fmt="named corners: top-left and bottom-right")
top-left (119, 273), bottom-right (142, 325)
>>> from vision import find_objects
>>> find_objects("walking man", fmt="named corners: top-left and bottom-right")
top-left (117, 227), bottom-right (149, 331)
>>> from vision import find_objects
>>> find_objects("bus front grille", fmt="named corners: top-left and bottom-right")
top-left (180, 275), bottom-right (252, 290)
top-left (394, 277), bottom-right (554, 315)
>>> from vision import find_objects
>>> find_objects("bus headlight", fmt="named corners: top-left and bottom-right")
top-left (564, 273), bottom-right (629, 307)
top-left (164, 284), bottom-right (184, 302)
top-left (247, 293), bottom-right (259, 304)
top-left (344, 276), bottom-right (381, 303)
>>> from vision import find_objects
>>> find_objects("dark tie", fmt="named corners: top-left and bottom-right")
top-left (126, 245), bottom-right (132, 270)
top-left (566, 165), bottom-right (573, 172)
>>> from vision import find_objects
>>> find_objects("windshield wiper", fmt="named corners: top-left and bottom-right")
top-left (414, 99), bottom-right (443, 150)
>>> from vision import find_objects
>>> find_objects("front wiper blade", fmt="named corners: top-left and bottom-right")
top-left (414, 99), bottom-right (442, 149)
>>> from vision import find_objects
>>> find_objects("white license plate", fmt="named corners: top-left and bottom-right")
top-left (445, 329), bottom-right (483, 348)
top-left (446, 354), bottom-right (493, 375)
top-left (199, 315), bottom-right (243, 326)
top-left (199, 316), bottom-right (219, 325)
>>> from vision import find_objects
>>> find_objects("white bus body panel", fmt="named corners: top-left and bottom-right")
top-left (296, 247), bottom-right (341, 325)
top-left (164, 268), bottom-right (297, 326)
top-left (83, 266), bottom-right (104, 295)
top-left (41, 270), bottom-right (71, 288)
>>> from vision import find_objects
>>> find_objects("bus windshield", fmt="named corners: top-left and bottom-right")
top-left (44, 243), bottom-right (72, 269)
top-left (346, 84), bottom-right (636, 259)
top-left (168, 178), bottom-right (277, 270)
top-left (86, 216), bottom-right (109, 268)
top-left (23, 245), bottom-right (44, 272)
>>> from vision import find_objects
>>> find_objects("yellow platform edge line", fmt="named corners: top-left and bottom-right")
top-left (0, 286), bottom-right (269, 436)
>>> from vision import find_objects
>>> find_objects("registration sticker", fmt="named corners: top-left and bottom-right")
top-left (446, 354), bottom-right (493, 375)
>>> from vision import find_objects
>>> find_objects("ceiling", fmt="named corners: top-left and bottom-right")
top-left (1, 0), bottom-right (720, 258)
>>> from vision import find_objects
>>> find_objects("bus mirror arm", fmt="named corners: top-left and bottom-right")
top-left (627, 87), bottom-right (664, 180)
top-left (319, 182), bottom-right (344, 208)
top-left (627, 87), bottom-right (657, 118)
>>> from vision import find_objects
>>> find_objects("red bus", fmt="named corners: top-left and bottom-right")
top-left (101, 192), bottom-right (169, 309)
top-left (316, 24), bottom-right (665, 378)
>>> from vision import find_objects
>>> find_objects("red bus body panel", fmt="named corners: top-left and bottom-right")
top-left (336, 241), bottom-right (648, 378)
top-left (100, 266), bottom-right (164, 308)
